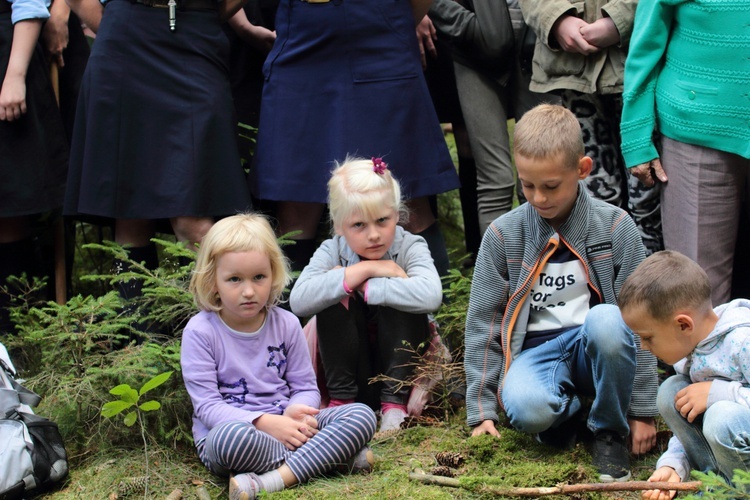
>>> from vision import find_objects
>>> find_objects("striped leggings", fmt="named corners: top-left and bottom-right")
top-left (197, 403), bottom-right (376, 482)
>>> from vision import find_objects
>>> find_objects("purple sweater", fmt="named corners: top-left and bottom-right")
top-left (181, 307), bottom-right (320, 443)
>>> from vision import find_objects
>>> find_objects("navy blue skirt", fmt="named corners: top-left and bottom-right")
top-left (65, 0), bottom-right (251, 219)
top-left (249, 0), bottom-right (460, 203)
top-left (0, 13), bottom-right (68, 216)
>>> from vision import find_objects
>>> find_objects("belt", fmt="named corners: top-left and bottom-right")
top-left (0, 2), bottom-right (11, 14)
top-left (131, 0), bottom-right (217, 10)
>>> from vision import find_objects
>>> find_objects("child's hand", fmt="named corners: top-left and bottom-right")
top-left (642, 466), bottom-right (680, 500)
top-left (551, 15), bottom-right (599, 55)
top-left (0, 75), bottom-right (27, 121)
top-left (675, 381), bottom-right (711, 422)
top-left (579, 17), bottom-right (620, 48)
top-left (284, 403), bottom-right (320, 430)
top-left (254, 413), bottom-right (318, 450)
top-left (628, 416), bottom-right (656, 455)
top-left (470, 419), bottom-right (501, 438)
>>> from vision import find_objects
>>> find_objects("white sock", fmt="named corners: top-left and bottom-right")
top-left (256, 470), bottom-right (285, 493)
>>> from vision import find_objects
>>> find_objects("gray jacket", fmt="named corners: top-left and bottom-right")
top-left (464, 185), bottom-right (657, 426)
top-left (289, 226), bottom-right (442, 318)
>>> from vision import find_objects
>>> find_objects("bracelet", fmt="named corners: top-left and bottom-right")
top-left (343, 279), bottom-right (354, 294)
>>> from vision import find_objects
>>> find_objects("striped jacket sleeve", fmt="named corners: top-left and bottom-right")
top-left (464, 223), bottom-right (510, 427)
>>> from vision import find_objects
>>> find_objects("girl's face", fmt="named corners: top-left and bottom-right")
top-left (338, 207), bottom-right (398, 260)
top-left (214, 250), bottom-right (273, 333)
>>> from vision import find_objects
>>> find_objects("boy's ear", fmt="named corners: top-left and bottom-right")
top-left (674, 313), bottom-right (695, 333)
top-left (577, 156), bottom-right (593, 179)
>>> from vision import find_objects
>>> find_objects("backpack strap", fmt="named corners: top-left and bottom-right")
top-left (0, 358), bottom-right (41, 408)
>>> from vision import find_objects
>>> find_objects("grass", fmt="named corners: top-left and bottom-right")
top-left (41, 407), bottom-right (669, 499)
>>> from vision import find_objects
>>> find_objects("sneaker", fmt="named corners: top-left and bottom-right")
top-left (339, 445), bottom-right (375, 474)
top-left (379, 408), bottom-right (407, 433)
top-left (591, 431), bottom-right (631, 482)
top-left (229, 473), bottom-right (261, 500)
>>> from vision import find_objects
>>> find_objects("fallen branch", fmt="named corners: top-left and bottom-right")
top-left (408, 472), bottom-right (702, 496)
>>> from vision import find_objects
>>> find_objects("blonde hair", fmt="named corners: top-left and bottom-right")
top-left (327, 156), bottom-right (406, 231)
top-left (190, 213), bottom-right (291, 311)
top-left (513, 104), bottom-right (584, 169)
top-left (619, 250), bottom-right (713, 321)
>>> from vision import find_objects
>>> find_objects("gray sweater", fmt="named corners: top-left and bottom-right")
top-left (289, 226), bottom-right (442, 318)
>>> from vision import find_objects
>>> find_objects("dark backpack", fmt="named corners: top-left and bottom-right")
top-left (0, 345), bottom-right (68, 499)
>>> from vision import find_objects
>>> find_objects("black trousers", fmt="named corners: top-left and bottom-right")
top-left (316, 295), bottom-right (429, 406)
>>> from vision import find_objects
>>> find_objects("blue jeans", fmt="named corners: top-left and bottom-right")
top-left (502, 304), bottom-right (635, 437)
top-left (659, 375), bottom-right (750, 485)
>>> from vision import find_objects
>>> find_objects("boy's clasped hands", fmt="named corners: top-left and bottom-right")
top-left (254, 404), bottom-right (320, 451)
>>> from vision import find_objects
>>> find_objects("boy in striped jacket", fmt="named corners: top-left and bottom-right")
top-left (464, 104), bottom-right (658, 482)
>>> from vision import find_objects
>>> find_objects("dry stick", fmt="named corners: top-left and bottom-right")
top-left (409, 472), bottom-right (702, 496)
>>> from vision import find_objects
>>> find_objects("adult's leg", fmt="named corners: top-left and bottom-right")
top-left (454, 124), bottom-right (482, 259)
top-left (660, 138), bottom-right (748, 304)
top-left (562, 92), bottom-right (662, 254)
top-left (276, 201), bottom-right (325, 273)
top-left (404, 196), bottom-right (450, 277)
top-left (170, 216), bottom-right (215, 250)
top-left (0, 217), bottom-right (36, 334)
top-left (704, 400), bottom-right (750, 484)
top-left (376, 307), bottom-right (430, 404)
top-left (453, 62), bottom-right (515, 234)
top-left (657, 375), bottom-right (720, 474)
top-left (315, 299), bottom-right (371, 402)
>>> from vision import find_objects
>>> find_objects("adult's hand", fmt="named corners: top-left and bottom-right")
top-left (416, 15), bottom-right (437, 70)
top-left (43, 0), bottom-right (71, 67)
top-left (630, 158), bottom-right (668, 187)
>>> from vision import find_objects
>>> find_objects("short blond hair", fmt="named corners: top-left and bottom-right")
top-left (619, 250), bottom-right (713, 321)
top-left (190, 213), bottom-right (291, 311)
top-left (328, 156), bottom-right (406, 232)
top-left (513, 104), bottom-right (584, 169)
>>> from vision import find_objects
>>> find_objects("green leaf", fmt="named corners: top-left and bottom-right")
top-left (123, 411), bottom-right (137, 427)
top-left (102, 400), bottom-right (132, 417)
top-left (139, 371), bottom-right (173, 396)
top-left (139, 400), bottom-right (161, 412)
top-left (109, 384), bottom-right (133, 396)
top-left (119, 387), bottom-right (139, 405)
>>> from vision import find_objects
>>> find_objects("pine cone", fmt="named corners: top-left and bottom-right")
top-left (117, 476), bottom-right (148, 496)
top-left (430, 466), bottom-right (455, 478)
top-left (435, 451), bottom-right (464, 468)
